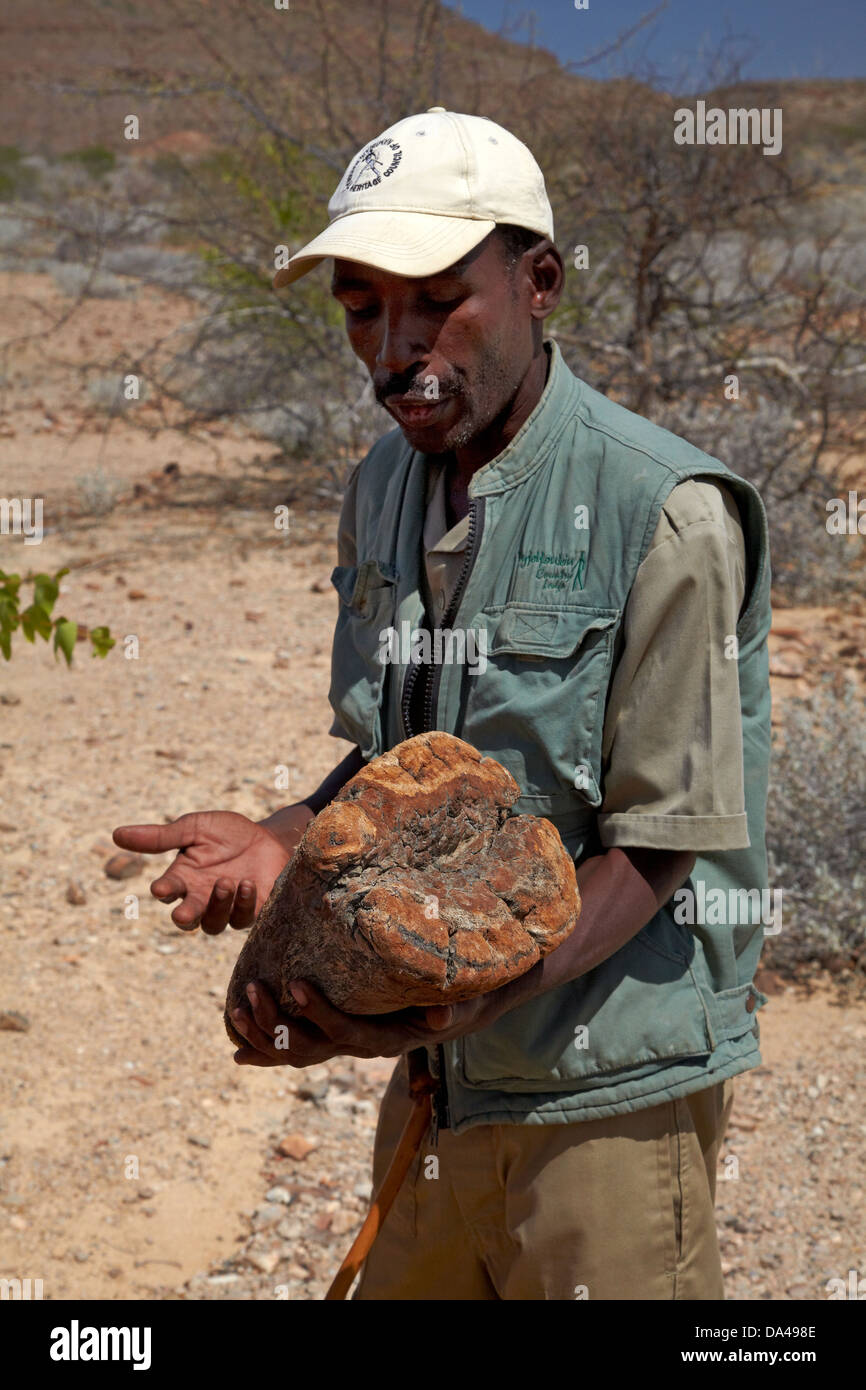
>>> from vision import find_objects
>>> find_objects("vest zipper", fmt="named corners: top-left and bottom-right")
top-left (412, 497), bottom-right (484, 1135)
top-left (430, 1043), bottom-right (450, 1147)
top-left (401, 495), bottom-right (485, 739)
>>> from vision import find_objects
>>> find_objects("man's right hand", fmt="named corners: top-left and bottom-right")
top-left (111, 806), bottom-right (314, 934)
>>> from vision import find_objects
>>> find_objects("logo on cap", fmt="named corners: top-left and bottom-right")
top-left (345, 137), bottom-right (403, 193)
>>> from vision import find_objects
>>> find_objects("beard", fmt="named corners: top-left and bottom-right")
top-left (375, 334), bottom-right (519, 454)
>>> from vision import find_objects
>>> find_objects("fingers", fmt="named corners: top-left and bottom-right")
top-left (150, 872), bottom-right (258, 934)
top-left (230, 985), bottom-right (373, 1068)
top-left (198, 879), bottom-right (258, 935)
top-left (285, 981), bottom-right (394, 1057)
top-left (228, 881), bottom-right (258, 930)
top-left (150, 870), bottom-right (190, 902)
top-left (245, 982), bottom-right (279, 1034)
top-left (169, 893), bottom-right (212, 931)
top-left (112, 815), bottom-right (198, 855)
top-left (231, 980), bottom-right (467, 1071)
top-left (230, 1004), bottom-right (275, 1056)
top-left (199, 880), bottom-right (238, 936)
top-left (286, 979), bottom-right (352, 1041)
top-left (233, 1046), bottom-right (280, 1068)
top-left (423, 1004), bottom-right (455, 1030)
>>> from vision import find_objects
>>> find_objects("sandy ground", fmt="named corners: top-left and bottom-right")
top-left (0, 267), bottom-right (864, 1302)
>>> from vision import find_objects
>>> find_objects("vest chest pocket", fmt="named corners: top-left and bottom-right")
top-left (461, 603), bottom-right (621, 809)
top-left (328, 559), bottom-right (398, 759)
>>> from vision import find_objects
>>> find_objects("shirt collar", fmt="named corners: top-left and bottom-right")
top-left (466, 339), bottom-right (582, 496)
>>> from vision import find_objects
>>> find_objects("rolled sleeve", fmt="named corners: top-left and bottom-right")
top-left (597, 479), bottom-right (750, 853)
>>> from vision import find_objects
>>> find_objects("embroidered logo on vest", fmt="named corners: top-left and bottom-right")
top-left (516, 549), bottom-right (587, 592)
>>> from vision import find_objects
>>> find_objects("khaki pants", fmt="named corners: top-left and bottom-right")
top-left (354, 1057), bottom-right (734, 1300)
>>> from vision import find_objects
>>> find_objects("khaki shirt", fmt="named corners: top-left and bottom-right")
top-left (331, 457), bottom-right (749, 853)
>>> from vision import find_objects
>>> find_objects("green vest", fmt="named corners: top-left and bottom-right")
top-left (329, 341), bottom-right (772, 1132)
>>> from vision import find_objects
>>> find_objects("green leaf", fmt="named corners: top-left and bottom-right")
top-left (0, 595), bottom-right (19, 629)
top-left (88, 625), bottom-right (115, 658)
top-left (53, 618), bottom-right (78, 666)
top-left (32, 572), bottom-right (60, 617)
top-left (20, 603), bottom-right (53, 643)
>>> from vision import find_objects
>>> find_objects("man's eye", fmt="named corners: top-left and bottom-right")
top-left (423, 293), bottom-right (462, 310)
top-left (345, 303), bottom-right (378, 320)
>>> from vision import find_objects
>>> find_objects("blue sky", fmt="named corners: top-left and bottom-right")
top-left (443, 1), bottom-right (866, 88)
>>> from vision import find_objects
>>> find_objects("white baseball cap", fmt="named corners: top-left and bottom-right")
top-left (272, 107), bottom-right (554, 289)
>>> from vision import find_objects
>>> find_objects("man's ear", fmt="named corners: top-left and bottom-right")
top-left (526, 241), bottom-right (564, 320)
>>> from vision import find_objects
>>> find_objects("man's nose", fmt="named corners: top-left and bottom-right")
top-left (375, 305), bottom-right (426, 377)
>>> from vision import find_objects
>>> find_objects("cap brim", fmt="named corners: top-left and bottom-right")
top-left (272, 210), bottom-right (497, 289)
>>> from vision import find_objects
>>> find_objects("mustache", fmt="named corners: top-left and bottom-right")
top-left (374, 367), bottom-right (464, 405)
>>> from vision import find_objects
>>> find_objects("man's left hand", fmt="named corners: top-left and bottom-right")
top-left (230, 978), bottom-right (509, 1067)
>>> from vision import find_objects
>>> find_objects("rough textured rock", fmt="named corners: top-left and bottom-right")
top-left (225, 732), bottom-right (580, 1042)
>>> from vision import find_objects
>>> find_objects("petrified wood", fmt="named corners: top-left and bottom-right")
top-left (224, 732), bottom-right (580, 1044)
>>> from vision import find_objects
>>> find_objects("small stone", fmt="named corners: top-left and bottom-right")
top-left (66, 880), bottom-right (87, 905)
top-left (73, 1249), bottom-right (90, 1263)
top-left (323, 1092), bottom-right (358, 1117)
top-left (207, 1273), bottom-right (241, 1286)
top-left (247, 1249), bottom-right (280, 1275)
top-left (252, 1205), bottom-right (283, 1230)
top-left (9, 1214), bottom-right (27, 1231)
top-left (0, 1011), bottom-right (30, 1032)
top-left (187, 1134), bottom-right (211, 1148)
top-left (137, 1186), bottom-right (155, 1200)
top-left (265, 1187), bottom-right (294, 1205)
top-left (296, 1080), bottom-right (329, 1103)
top-left (276, 1134), bottom-right (318, 1161)
top-left (330, 1209), bottom-right (359, 1237)
top-left (104, 852), bottom-right (144, 880)
top-left (769, 653), bottom-right (806, 678)
top-left (285, 1261), bottom-right (312, 1281)
top-left (277, 1218), bottom-right (304, 1241)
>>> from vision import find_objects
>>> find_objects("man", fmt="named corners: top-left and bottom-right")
top-left (115, 109), bottom-right (773, 1300)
